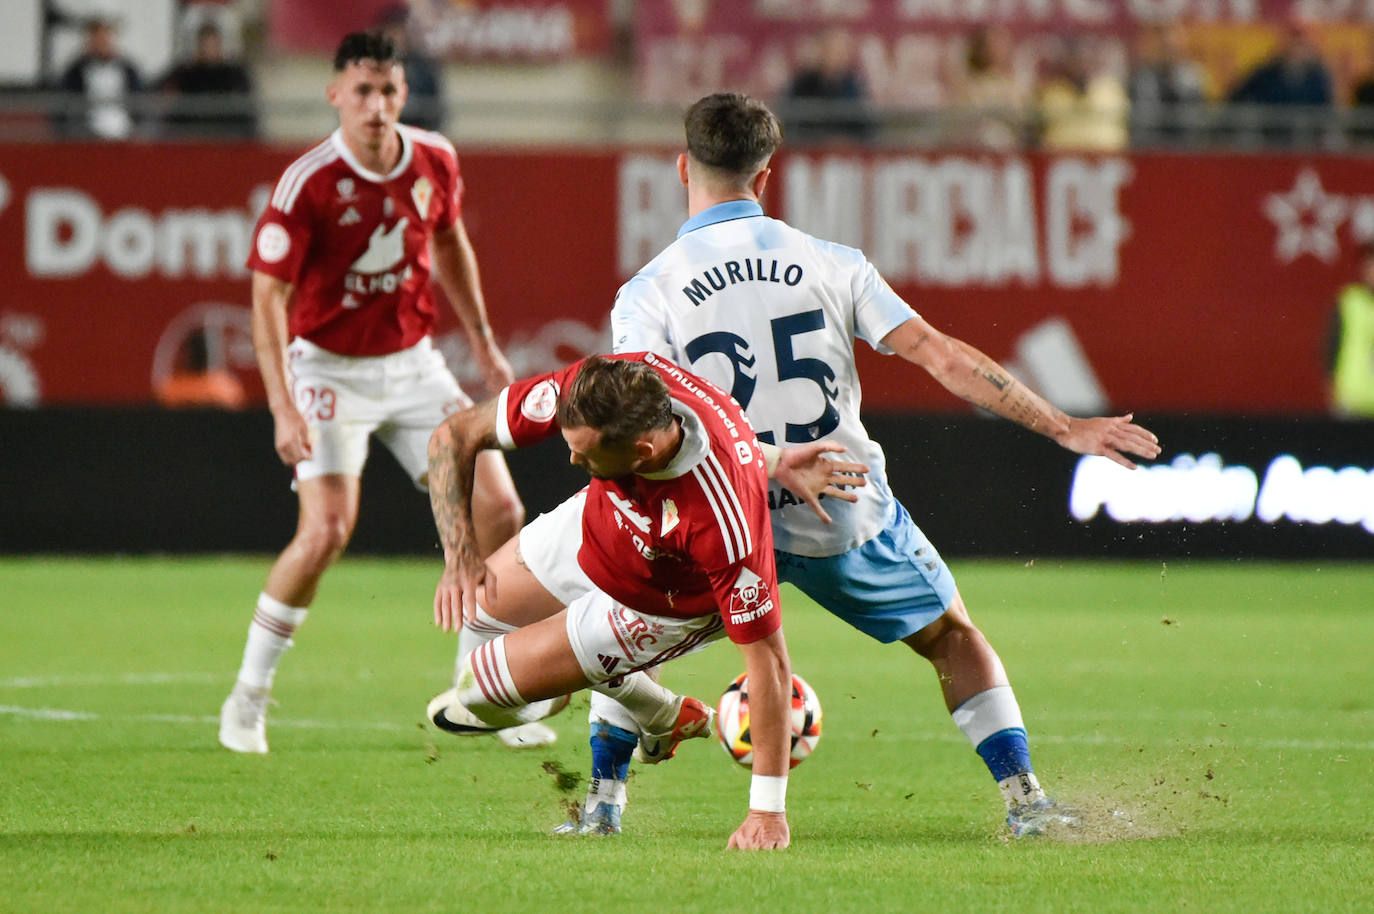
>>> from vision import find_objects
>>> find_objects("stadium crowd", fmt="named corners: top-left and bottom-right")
top-left (13, 1), bottom-right (1374, 151)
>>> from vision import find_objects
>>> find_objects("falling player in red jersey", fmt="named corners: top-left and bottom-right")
top-left (425, 354), bottom-right (868, 849)
top-left (218, 31), bottom-right (533, 754)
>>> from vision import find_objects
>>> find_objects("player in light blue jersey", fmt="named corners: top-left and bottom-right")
top-left (564, 93), bottom-right (1162, 839)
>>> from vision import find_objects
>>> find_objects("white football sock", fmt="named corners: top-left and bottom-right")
top-left (590, 672), bottom-right (680, 733)
top-left (950, 685), bottom-right (1025, 747)
top-left (588, 690), bottom-right (640, 734)
top-left (235, 593), bottom-right (308, 690)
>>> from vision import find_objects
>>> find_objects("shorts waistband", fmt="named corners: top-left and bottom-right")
top-left (289, 336), bottom-right (438, 369)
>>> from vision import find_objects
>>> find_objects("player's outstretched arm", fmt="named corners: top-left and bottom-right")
top-left (881, 316), bottom-right (1162, 469)
top-left (428, 398), bottom-right (503, 631)
top-left (764, 441), bottom-right (870, 524)
top-left (249, 271), bottom-right (310, 466)
top-left (431, 220), bottom-right (514, 393)
top-left (728, 630), bottom-right (792, 850)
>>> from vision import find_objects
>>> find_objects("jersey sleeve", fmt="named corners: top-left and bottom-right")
top-left (246, 196), bottom-right (312, 284)
top-left (709, 553), bottom-right (782, 644)
top-left (493, 360), bottom-right (581, 449)
top-left (611, 278), bottom-right (675, 358)
top-left (439, 144), bottom-right (463, 226)
top-left (851, 258), bottom-right (918, 354)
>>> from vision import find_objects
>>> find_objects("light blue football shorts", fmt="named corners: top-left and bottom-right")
top-left (774, 500), bottom-right (957, 644)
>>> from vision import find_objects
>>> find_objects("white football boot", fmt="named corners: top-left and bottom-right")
top-left (426, 687), bottom-right (563, 748)
top-left (218, 682), bottom-right (271, 754)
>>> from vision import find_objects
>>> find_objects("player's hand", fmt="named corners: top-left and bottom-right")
top-left (773, 441), bottom-right (869, 524)
top-left (433, 547), bottom-right (490, 632)
top-left (1056, 413), bottom-right (1162, 469)
top-left (473, 339), bottom-right (516, 393)
top-left (727, 810), bottom-right (790, 850)
top-left (272, 407), bottom-right (312, 466)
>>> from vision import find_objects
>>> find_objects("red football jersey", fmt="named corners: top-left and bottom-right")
top-left (495, 353), bottom-right (781, 644)
top-left (247, 125), bottom-right (463, 356)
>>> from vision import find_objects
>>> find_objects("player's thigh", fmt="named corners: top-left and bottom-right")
top-left (372, 352), bottom-right (470, 488)
top-left (563, 590), bottom-right (726, 685)
top-left (470, 449), bottom-right (521, 518)
top-left (479, 536), bottom-right (566, 629)
top-left (779, 501), bottom-right (957, 644)
top-left (289, 351), bottom-right (382, 482)
top-left (515, 489), bottom-right (597, 607)
top-left (501, 611), bottom-right (589, 701)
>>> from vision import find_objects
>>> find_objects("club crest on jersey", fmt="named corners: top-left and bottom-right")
top-left (411, 176), bottom-right (433, 219)
top-left (660, 498), bottom-right (680, 536)
top-left (338, 206), bottom-right (361, 226)
top-left (335, 177), bottom-right (356, 201)
top-left (520, 380), bottom-right (559, 423)
top-left (727, 567), bottom-right (774, 626)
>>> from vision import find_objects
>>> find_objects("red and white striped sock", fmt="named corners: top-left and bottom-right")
top-left (456, 636), bottom-right (528, 728)
top-left (455, 605), bottom-right (517, 683)
top-left (235, 592), bottom-right (308, 691)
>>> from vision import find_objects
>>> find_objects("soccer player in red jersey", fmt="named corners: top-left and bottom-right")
top-left (425, 354), bottom-right (866, 848)
top-left (219, 31), bottom-right (529, 754)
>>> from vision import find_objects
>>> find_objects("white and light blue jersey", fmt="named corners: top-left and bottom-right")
top-left (611, 200), bottom-right (917, 557)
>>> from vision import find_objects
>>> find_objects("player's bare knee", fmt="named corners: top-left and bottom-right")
top-left (293, 515), bottom-right (353, 569)
top-left (905, 610), bottom-right (982, 661)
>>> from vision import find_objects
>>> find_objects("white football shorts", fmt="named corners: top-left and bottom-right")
top-left (519, 488), bottom-right (727, 685)
top-left (286, 336), bottom-right (471, 487)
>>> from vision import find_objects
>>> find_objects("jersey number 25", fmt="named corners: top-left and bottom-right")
top-left (685, 309), bottom-right (840, 445)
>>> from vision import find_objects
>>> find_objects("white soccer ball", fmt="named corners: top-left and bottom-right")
top-left (716, 672), bottom-right (822, 769)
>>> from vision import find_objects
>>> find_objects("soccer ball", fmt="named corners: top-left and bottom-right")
top-left (716, 672), bottom-right (822, 769)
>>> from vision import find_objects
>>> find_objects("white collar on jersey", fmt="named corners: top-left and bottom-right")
top-left (330, 124), bottom-right (415, 183)
top-left (638, 399), bottom-right (709, 481)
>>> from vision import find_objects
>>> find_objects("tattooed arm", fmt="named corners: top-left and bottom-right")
top-left (881, 316), bottom-right (1161, 469)
top-left (427, 398), bottom-right (503, 630)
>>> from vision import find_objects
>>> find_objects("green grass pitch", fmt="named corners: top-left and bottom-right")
top-left (2, 556), bottom-right (1372, 913)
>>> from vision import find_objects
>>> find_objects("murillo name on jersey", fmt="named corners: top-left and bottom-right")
top-left (682, 258), bottom-right (804, 307)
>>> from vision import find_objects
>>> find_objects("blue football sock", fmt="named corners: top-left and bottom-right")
top-left (589, 721), bottom-right (637, 782)
top-left (976, 727), bottom-right (1034, 782)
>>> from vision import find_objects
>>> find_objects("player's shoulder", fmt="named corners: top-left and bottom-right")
top-left (773, 215), bottom-right (867, 264)
top-left (269, 135), bottom-right (343, 214)
top-left (402, 124), bottom-right (459, 165)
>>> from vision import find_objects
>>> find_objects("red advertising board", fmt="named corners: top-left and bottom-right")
top-left (0, 141), bottom-right (1366, 414)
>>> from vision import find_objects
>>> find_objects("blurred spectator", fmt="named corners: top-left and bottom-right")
top-left (1036, 39), bottom-right (1129, 151)
top-left (953, 25), bottom-right (1031, 150)
top-left (378, 4), bottom-right (447, 132)
top-left (1127, 23), bottom-right (1207, 147)
top-left (1348, 72), bottom-right (1374, 145)
top-left (1326, 242), bottom-right (1374, 419)
top-left (155, 329), bottom-right (247, 410)
top-left (1227, 21), bottom-right (1334, 147)
top-left (779, 28), bottom-right (876, 145)
top-left (158, 23), bottom-right (257, 139)
top-left (56, 16), bottom-right (144, 139)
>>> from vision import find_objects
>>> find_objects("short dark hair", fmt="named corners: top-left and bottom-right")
top-left (333, 31), bottom-right (399, 71)
top-left (558, 357), bottom-right (674, 448)
top-left (684, 93), bottom-right (783, 178)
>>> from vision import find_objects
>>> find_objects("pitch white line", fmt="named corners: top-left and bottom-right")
top-left (0, 672), bottom-right (223, 689)
top-left (0, 705), bottom-right (409, 731)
